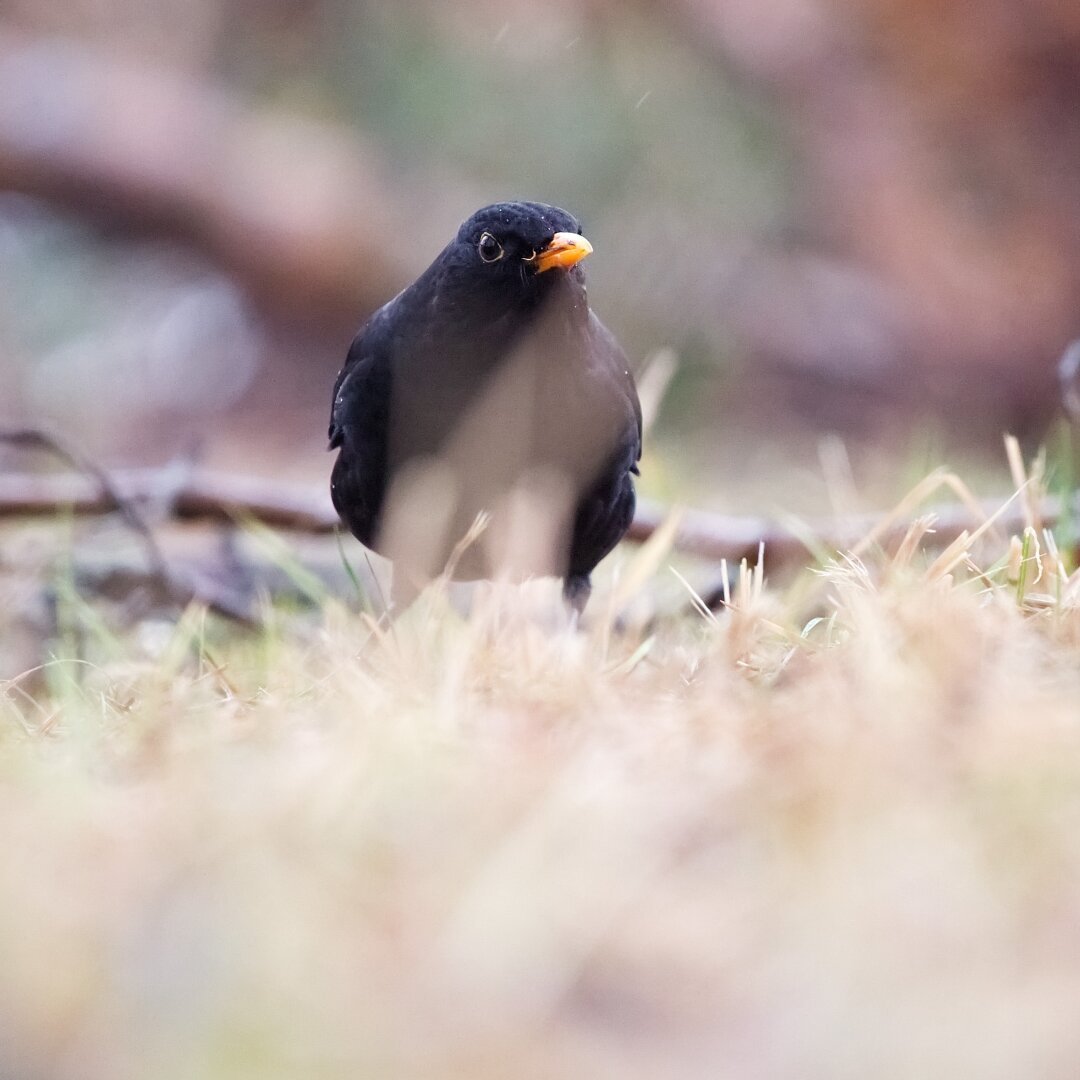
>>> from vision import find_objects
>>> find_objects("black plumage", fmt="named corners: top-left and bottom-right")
top-left (329, 201), bottom-right (641, 611)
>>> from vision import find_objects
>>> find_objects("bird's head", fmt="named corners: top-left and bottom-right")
top-left (446, 201), bottom-right (593, 308)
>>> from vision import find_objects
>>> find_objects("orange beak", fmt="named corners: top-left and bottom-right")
top-left (532, 232), bottom-right (593, 273)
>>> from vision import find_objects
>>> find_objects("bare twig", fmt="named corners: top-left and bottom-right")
top-left (0, 430), bottom-right (261, 625)
top-left (0, 428), bottom-right (170, 578)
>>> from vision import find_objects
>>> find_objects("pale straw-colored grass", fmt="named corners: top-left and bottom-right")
top-left (2, 465), bottom-right (1080, 1079)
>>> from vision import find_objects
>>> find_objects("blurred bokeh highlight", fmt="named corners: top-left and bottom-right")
top-left (2, 0), bottom-right (1080, 510)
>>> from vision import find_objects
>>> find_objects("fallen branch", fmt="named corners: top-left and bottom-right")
top-left (627, 495), bottom-right (1076, 567)
top-left (0, 463), bottom-right (1074, 570)
top-left (0, 468), bottom-right (337, 533)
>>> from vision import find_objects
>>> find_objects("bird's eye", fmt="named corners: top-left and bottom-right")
top-left (478, 232), bottom-right (504, 263)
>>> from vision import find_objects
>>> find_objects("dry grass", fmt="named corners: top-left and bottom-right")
top-left (2, 468), bottom-right (1080, 1079)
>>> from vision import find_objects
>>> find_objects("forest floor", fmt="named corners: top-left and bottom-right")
top-left (1, 470), bottom-right (1080, 1080)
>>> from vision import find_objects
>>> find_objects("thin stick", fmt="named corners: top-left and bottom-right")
top-left (0, 429), bottom-right (260, 626)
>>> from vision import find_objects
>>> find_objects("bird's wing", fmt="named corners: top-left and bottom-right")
top-left (328, 335), bottom-right (366, 449)
top-left (327, 307), bottom-right (397, 548)
top-left (328, 307), bottom-right (393, 450)
top-left (588, 311), bottom-right (642, 470)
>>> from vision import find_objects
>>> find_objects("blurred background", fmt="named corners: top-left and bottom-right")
top-left (2, 0), bottom-right (1080, 515)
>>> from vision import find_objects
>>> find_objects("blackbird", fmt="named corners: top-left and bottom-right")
top-left (329, 201), bottom-right (641, 611)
